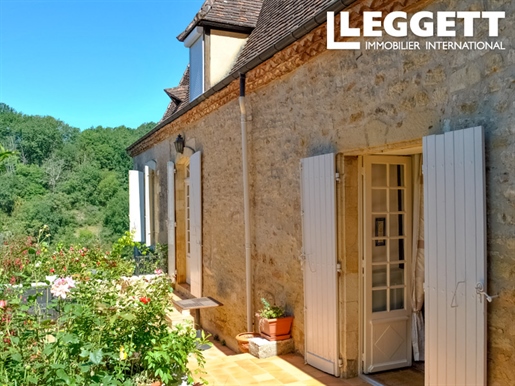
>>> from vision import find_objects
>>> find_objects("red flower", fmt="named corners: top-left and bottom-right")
top-left (50, 268), bottom-right (55, 274)
top-left (139, 297), bottom-right (150, 305)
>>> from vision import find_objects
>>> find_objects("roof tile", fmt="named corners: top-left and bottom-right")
top-left (178, 0), bottom-right (263, 41)
top-left (233, 0), bottom-right (338, 69)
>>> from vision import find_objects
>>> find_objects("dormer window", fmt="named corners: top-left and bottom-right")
top-left (184, 27), bottom-right (204, 101)
top-left (172, 0), bottom-right (264, 105)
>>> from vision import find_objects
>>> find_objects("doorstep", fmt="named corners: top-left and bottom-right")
top-left (249, 336), bottom-right (294, 359)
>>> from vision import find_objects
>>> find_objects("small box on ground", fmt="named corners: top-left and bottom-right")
top-left (248, 336), bottom-right (294, 359)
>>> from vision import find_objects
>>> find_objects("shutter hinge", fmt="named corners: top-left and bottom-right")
top-left (174, 222), bottom-right (177, 228)
top-left (174, 168), bottom-right (177, 174)
top-left (337, 263), bottom-right (342, 274)
top-left (338, 358), bottom-right (343, 368)
top-left (335, 172), bottom-right (340, 182)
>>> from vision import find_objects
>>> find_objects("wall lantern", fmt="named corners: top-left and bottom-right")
top-left (174, 134), bottom-right (185, 154)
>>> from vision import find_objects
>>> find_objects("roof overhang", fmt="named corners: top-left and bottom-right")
top-left (183, 27), bottom-right (204, 48)
top-left (127, 0), bottom-right (358, 157)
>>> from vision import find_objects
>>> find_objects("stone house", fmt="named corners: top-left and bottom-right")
top-left (127, 0), bottom-right (514, 384)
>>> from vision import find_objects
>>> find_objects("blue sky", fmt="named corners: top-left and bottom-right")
top-left (0, 0), bottom-right (205, 130)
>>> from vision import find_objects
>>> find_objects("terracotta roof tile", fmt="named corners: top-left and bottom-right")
top-left (159, 67), bottom-right (190, 123)
top-left (160, 0), bottom-right (341, 125)
top-left (233, 0), bottom-right (338, 70)
top-left (178, 0), bottom-right (263, 41)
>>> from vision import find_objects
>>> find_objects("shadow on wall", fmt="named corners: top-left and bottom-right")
top-left (306, 143), bottom-right (337, 157)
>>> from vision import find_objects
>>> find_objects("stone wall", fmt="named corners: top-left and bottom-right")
top-left (133, 0), bottom-right (514, 382)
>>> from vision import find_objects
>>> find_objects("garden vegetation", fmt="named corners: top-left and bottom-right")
top-left (0, 105), bottom-right (210, 385)
top-left (0, 103), bottom-right (154, 247)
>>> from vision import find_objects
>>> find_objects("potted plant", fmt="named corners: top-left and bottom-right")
top-left (257, 298), bottom-right (294, 341)
top-left (236, 332), bottom-right (261, 353)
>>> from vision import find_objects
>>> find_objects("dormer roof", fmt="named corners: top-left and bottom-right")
top-left (177, 0), bottom-right (263, 42)
top-left (160, 67), bottom-right (190, 123)
top-left (128, 0), bottom-right (358, 156)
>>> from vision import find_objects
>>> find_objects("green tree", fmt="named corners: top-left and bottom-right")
top-left (12, 193), bottom-right (75, 238)
top-left (0, 103), bottom-right (155, 245)
top-left (0, 164), bottom-right (46, 215)
top-left (102, 190), bottom-right (129, 240)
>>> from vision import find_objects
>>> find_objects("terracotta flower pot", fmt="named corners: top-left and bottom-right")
top-left (236, 332), bottom-right (260, 353)
top-left (259, 316), bottom-right (294, 341)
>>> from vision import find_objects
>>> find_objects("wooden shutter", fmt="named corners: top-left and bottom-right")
top-left (190, 151), bottom-right (202, 297)
top-left (301, 153), bottom-right (339, 376)
top-left (144, 165), bottom-right (153, 246)
top-left (129, 170), bottom-right (145, 243)
top-left (167, 161), bottom-right (176, 281)
top-left (423, 126), bottom-right (487, 386)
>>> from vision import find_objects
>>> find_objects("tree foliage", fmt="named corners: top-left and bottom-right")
top-left (0, 103), bottom-right (154, 246)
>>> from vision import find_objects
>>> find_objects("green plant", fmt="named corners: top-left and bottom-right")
top-left (145, 326), bottom-right (209, 386)
top-left (0, 233), bottom-right (209, 385)
top-left (0, 227), bottom-right (135, 286)
top-left (0, 272), bottom-right (210, 385)
top-left (111, 231), bottom-right (167, 276)
top-left (259, 298), bottom-right (285, 319)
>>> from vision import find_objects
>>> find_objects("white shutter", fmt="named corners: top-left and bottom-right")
top-left (144, 165), bottom-right (152, 246)
top-left (190, 151), bottom-right (202, 297)
top-left (423, 126), bottom-right (487, 386)
top-left (167, 161), bottom-right (176, 281)
top-left (301, 153), bottom-right (339, 376)
top-left (129, 170), bottom-right (145, 243)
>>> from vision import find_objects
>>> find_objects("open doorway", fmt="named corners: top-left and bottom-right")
top-left (360, 152), bottom-right (424, 386)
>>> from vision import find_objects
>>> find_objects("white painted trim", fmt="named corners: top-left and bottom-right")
top-left (184, 26), bottom-right (203, 48)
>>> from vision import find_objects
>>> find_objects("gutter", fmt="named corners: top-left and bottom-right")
top-left (126, 0), bottom-right (357, 156)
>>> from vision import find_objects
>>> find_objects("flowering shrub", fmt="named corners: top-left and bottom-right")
top-left (0, 229), bottom-right (210, 385)
top-left (50, 277), bottom-right (76, 299)
top-left (0, 227), bottom-right (134, 286)
top-left (0, 273), bottom-right (209, 385)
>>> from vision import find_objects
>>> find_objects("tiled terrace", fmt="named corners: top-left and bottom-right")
top-left (191, 338), bottom-right (371, 386)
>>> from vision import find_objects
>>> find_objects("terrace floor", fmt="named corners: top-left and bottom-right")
top-left (191, 338), bottom-right (371, 386)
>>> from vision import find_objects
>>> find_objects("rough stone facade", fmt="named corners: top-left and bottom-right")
top-left (132, 0), bottom-right (515, 382)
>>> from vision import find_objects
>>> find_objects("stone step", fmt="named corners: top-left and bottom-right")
top-left (248, 337), bottom-right (294, 359)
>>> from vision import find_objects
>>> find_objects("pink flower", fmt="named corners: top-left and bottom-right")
top-left (51, 277), bottom-right (76, 299)
top-left (0, 300), bottom-right (7, 308)
top-left (154, 269), bottom-right (163, 275)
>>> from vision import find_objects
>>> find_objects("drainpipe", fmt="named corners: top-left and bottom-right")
top-left (239, 73), bottom-right (253, 332)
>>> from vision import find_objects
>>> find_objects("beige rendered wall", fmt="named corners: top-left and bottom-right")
top-left (133, 0), bottom-right (514, 382)
top-left (209, 30), bottom-right (247, 87)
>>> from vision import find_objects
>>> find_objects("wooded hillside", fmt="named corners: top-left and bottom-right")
top-left (0, 103), bottom-right (153, 246)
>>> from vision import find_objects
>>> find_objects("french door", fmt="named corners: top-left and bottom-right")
top-left (363, 156), bottom-right (412, 373)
